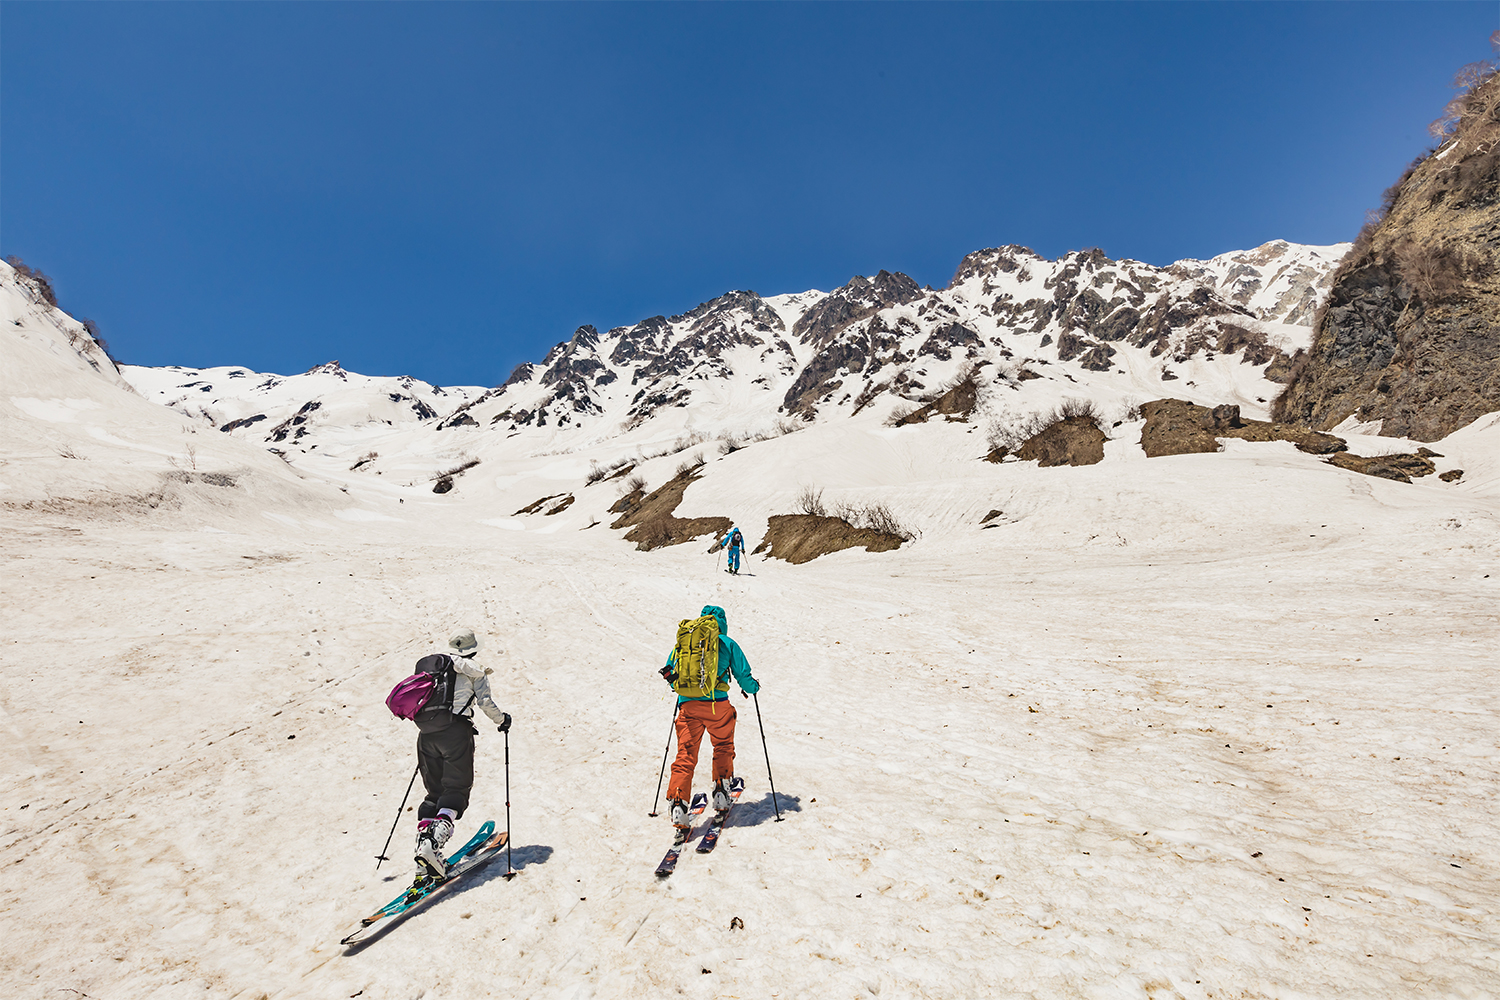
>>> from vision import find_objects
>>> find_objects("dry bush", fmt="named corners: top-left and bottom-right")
top-left (987, 399), bottom-right (1105, 452)
top-left (1391, 238), bottom-right (1489, 302)
top-left (986, 411), bottom-right (1046, 452)
top-left (58, 445), bottom-right (82, 460)
top-left (884, 402), bottom-right (917, 427)
top-left (5, 256), bottom-right (57, 306)
top-left (1055, 397), bottom-right (1104, 424)
top-left (674, 431), bottom-right (709, 451)
top-left (586, 455), bottom-right (633, 485)
top-left (350, 451), bottom-right (378, 471)
top-left (434, 457), bottom-right (480, 479)
top-left (636, 431), bottom-right (709, 464)
top-left (719, 432), bottom-right (746, 456)
top-left (774, 416), bottom-right (804, 436)
top-left (796, 486), bottom-right (826, 516)
top-left (621, 473), bottom-right (646, 495)
top-left (830, 500), bottom-right (916, 541)
top-left (1429, 42), bottom-right (1500, 139)
top-left (675, 452), bottom-right (706, 477)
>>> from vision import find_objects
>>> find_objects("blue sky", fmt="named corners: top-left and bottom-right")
top-left (2, 2), bottom-right (1494, 387)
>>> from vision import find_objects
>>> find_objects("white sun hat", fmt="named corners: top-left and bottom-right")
top-left (447, 628), bottom-right (481, 656)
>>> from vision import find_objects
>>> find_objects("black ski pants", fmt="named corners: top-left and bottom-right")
top-left (416, 718), bottom-right (476, 821)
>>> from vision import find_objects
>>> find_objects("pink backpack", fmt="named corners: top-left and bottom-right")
top-left (386, 654), bottom-right (456, 722)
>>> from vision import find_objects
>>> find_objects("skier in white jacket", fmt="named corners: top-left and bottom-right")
top-left (413, 628), bottom-right (511, 880)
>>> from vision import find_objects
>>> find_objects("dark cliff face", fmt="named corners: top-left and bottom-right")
top-left (1274, 72), bottom-right (1500, 441)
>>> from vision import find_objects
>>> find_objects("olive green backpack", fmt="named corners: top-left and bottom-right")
top-left (670, 614), bottom-right (721, 699)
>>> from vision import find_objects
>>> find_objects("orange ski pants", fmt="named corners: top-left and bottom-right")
top-left (667, 699), bottom-right (736, 802)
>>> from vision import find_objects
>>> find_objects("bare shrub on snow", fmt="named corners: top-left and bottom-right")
top-left (987, 398), bottom-right (1109, 452)
top-left (586, 455), bottom-right (633, 485)
top-left (5, 256), bottom-right (57, 307)
top-left (434, 457), bottom-right (480, 480)
top-left (675, 452), bottom-right (706, 477)
top-left (621, 473), bottom-right (646, 495)
top-left (796, 486), bottom-right (826, 516)
top-left (884, 402), bottom-right (917, 427)
top-left (830, 500), bottom-right (917, 541)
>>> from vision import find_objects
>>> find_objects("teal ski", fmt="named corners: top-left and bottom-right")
top-left (341, 821), bottom-right (508, 946)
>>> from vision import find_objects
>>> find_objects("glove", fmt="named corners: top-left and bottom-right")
top-left (659, 664), bottom-right (677, 683)
top-left (741, 678), bottom-right (760, 696)
top-left (497, 712), bottom-right (512, 733)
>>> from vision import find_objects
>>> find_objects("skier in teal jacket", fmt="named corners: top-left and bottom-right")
top-left (660, 605), bottom-right (759, 824)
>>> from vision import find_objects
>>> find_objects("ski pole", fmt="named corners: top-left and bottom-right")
top-left (648, 702), bottom-right (679, 816)
top-left (375, 764), bottom-right (421, 869)
top-left (751, 692), bottom-right (783, 821)
top-left (503, 727), bottom-right (516, 879)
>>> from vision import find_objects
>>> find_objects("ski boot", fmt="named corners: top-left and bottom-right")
top-left (711, 777), bottom-right (735, 813)
top-left (414, 814), bottom-right (454, 881)
top-left (668, 798), bottom-right (692, 842)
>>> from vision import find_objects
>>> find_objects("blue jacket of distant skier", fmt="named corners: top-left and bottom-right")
top-left (662, 604), bottom-right (759, 702)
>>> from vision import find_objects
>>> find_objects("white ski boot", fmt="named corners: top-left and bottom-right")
top-left (712, 777), bottom-right (734, 812)
top-left (414, 815), bottom-right (454, 879)
top-left (668, 798), bottom-right (691, 830)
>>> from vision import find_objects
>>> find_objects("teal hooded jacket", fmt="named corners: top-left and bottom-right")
top-left (662, 604), bottom-right (759, 703)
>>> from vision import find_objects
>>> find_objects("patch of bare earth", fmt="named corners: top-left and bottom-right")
top-left (1013, 415), bottom-right (1106, 467)
top-left (609, 470), bottom-right (730, 551)
top-left (894, 371), bottom-right (979, 426)
top-left (515, 493), bottom-right (568, 515)
top-left (752, 513), bottom-right (905, 564)
top-left (1326, 449), bottom-right (1439, 483)
top-left (1140, 399), bottom-right (1346, 458)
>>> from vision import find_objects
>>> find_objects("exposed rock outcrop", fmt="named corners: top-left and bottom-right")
top-left (752, 513), bottom-right (905, 563)
top-left (1140, 399), bottom-right (1346, 457)
top-left (1013, 415), bottom-right (1106, 466)
top-left (609, 469), bottom-right (730, 551)
top-left (1274, 65), bottom-right (1500, 440)
top-left (1325, 451), bottom-right (1437, 483)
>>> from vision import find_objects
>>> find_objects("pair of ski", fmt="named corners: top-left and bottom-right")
top-left (655, 776), bottom-right (744, 877)
top-left (340, 821), bottom-right (509, 946)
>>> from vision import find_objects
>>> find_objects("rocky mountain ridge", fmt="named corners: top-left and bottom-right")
top-left (1275, 61), bottom-right (1500, 441)
top-left (105, 240), bottom-right (1347, 470)
top-left (464, 240), bottom-right (1346, 445)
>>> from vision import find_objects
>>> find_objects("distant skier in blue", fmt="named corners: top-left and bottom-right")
top-left (715, 525), bottom-right (747, 574)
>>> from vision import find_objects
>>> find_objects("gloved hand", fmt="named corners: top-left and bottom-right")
top-left (497, 712), bottom-right (512, 733)
top-left (741, 678), bottom-right (760, 696)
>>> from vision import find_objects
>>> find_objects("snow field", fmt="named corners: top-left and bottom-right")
top-left (3, 425), bottom-right (1498, 999)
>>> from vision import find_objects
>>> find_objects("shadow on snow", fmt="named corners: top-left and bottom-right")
top-left (732, 791), bottom-right (800, 826)
top-left (342, 843), bottom-right (554, 953)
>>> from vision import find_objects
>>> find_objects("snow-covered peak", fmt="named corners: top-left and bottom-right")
top-left (122, 362), bottom-right (487, 450)
top-left (1170, 240), bottom-right (1352, 326)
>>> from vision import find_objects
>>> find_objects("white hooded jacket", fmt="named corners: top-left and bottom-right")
top-left (449, 653), bottom-right (509, 727)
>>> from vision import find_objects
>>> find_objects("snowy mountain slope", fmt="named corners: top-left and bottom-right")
top-left (122, 361), bottom-right (486, 451)
top-left (119, 243), bottom-right (1347, 480)
top-left (443, 242), bottom-right (1346, 461)
top-left (0, 264), bottom-right (382, 525)
top-left (1170, 239), bottom-right (1351, 326)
